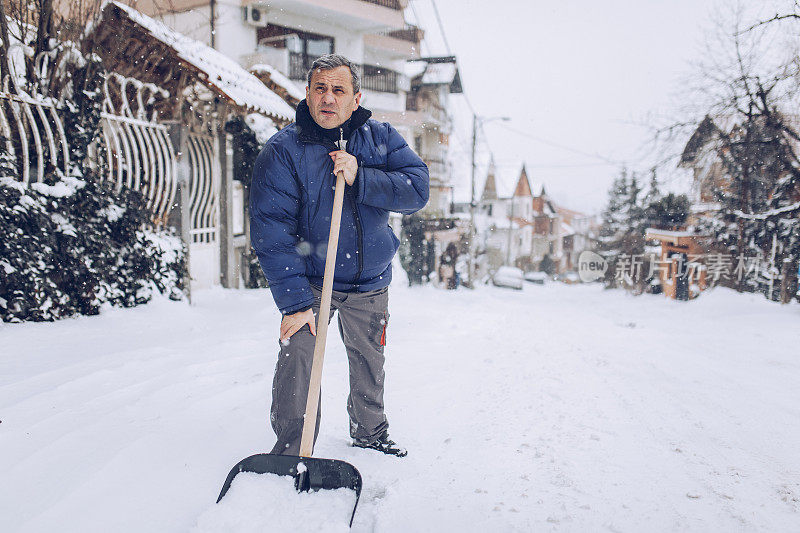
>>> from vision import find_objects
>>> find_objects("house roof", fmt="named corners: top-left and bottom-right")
top-left (422, 62), bottom-right (456, 85)
top-left (404, 61), bottom-right (428, 79)
top-left (680, 116), bottom-right (718, 166)
top-left (95, 2), bottom-right (294, 122)
top-left (408, 56), bottom-right (463, 93)
top-left (481, 163), bottom-right (545, 200)
top-left (556, 205), bottom-right (587, 218)
top-left (480, 161), bottom-right (498, 201)
top-left (513, 165), bottom-right (533, 198)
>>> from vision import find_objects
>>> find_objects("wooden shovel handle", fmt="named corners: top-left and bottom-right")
top-left (299, 170), bottom-right (346, 458)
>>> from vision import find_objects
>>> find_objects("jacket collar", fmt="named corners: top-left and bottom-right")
top-left (295, 99), bottom-right (372, 144)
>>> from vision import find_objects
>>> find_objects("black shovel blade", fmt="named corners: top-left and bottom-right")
top-left (216, 453), bottom-right (362, 527)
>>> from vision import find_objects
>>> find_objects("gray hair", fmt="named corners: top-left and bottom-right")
top-left (307, 54), bottom-right (361, 94)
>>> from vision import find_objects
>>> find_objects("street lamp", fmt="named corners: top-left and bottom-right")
top-left (467, 114), bottom-right (510, 286)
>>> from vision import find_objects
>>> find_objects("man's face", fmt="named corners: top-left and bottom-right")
top-left (306, 66), bottom-right (362, 130)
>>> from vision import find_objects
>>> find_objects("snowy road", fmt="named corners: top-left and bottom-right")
top-left (1, 282), bottom-right (799, 532)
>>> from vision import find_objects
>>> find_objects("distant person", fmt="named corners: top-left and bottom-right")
top-left (438, 242), bottom-right (459, 290)
top-left (250, 54), bottom-right (429, 457)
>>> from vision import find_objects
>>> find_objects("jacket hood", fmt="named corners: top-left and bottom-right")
top-left (295, 99), bottom-right (372, 143)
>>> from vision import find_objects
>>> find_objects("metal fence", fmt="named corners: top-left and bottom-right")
top-left (1, 68), bottom-right (178, 228)
top-left (360, 0), bottom-right (401, 9)
top-left (100, 74), bottom-right (177, 225)
top-left (0, 90), bottom-right (70, 185)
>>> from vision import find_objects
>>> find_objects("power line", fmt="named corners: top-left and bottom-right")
top-left (495, 123), bottom-right (625, 166)
top-left (408, 0), bottom-right (431, 56)
top-left (495, 161), bottom-right (619, 169)
top-left (429, 0), bottom-right (453, 56)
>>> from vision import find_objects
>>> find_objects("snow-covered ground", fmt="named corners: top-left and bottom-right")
top-left (1, 281), bottom-right (799, 532)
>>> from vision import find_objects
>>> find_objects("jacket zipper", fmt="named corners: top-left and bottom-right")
top-left (346, 188), bottom-right (364, 282)
top-left (338, 127), bottom-right (364, 283)
top-left (316, 129), bottom-right (364, 284)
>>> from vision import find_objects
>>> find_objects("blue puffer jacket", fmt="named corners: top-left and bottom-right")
top-left (250, 101), bottom-right (429, 315)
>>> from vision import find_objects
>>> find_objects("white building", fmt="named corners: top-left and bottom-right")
top-left (476, 164), bottom-right (571, 274)
top-left (131, 0), bottom-right (421, 119)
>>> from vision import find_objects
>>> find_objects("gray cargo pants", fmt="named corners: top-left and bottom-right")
top-left (269, 285), bottom-right (390, 455)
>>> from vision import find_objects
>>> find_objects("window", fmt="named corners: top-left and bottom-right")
top-left (257, 24), bottom-right (333, 54)
top-left (257, 24), bottom-right (334, 79)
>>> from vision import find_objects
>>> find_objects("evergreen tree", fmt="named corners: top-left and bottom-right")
top-left (624, 173), bottom-right (647, 256)
top-left (598, 168), bottom-right (629, 256)
top-left (647, 193), bottom-right (690, 230)
top-left (642, 168), bottom-right (662, 210)
top-left (599, 169), bottom-right (666, 290)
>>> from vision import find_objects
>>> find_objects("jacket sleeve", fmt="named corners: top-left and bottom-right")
top-left (249, 143), bottom-right (314, 315)
top-left (355, 123), bottom-right (429, 214)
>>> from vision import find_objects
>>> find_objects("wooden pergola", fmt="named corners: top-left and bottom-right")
top-left (88, 2), bottom-right (294, 127)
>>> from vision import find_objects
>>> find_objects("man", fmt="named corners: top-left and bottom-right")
top-left (250, 54), bottom-right (429, 458)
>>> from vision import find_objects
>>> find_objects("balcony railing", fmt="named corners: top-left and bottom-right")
top-left (360, 0), bottom-right (402, 9)
top-left (290, 52), bottom-right (400, 93)
top-left (361, 64), bottom-right (398, 93)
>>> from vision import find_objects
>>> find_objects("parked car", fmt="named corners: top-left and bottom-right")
top-left (524, 271), bottom-right (548, 285)
top-left (492, 266), bottom-right (524, 290)
top-left (556, 271), bottom-right (581, 284)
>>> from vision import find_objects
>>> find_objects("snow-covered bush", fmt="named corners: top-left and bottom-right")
top-left (0, 175), bottom-right (185, 322)
top-left (0, 49), bottom-right (185, 322)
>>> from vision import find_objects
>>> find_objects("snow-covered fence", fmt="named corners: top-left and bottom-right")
top-left (0, 65), bottom-right (178, 229)
top-left (0, 88), bottom-right (70, 185)
top-left (100, 73), bottom-right (178, 226)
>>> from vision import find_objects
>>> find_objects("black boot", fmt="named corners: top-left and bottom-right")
top-left (352, 432), bottom-right (407, 457)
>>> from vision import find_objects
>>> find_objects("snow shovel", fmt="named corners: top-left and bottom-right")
top-left (216, 133), bottom-right (363, 527)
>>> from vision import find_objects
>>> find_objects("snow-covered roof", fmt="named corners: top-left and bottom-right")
top-left (561, 222), bottom-right (576, 236)
top-left (249, 63), bottom-right (305, 102)
top-left (422, 62), bottom-right (457, 85)
top-left (406, 57), bottom-right (462, 93)
top-left (108, 2), bottom-right (293, 121)
top-left (645, 228), bottom-right (704, 239)
top-left (404, 61), bottom-right (427, 79)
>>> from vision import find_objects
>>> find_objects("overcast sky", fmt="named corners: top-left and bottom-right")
top-left (404, 0), bottom-right (795, 215)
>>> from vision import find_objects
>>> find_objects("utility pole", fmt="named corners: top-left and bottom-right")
top-left (506, 198), bottom-right (515, 266)
top-left (467, 113), bottom-right (477, 287)
top-left (210, 0), bottom-right (216, 48)
top-left (467, 114), bottom-right (509, 286)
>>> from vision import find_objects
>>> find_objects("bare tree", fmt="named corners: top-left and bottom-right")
top-left (654, 1), bottom-right (800, 299)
